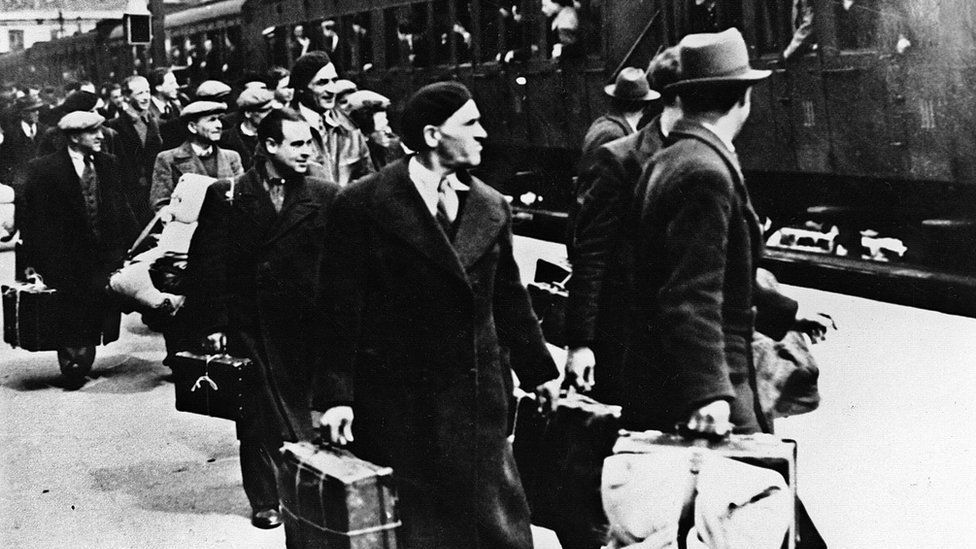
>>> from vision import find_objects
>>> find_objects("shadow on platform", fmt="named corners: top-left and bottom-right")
top-left (1, 355), bottom-right (169, 394)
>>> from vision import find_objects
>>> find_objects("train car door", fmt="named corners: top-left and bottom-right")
top-left (819, 0), bottom-right (903, 178)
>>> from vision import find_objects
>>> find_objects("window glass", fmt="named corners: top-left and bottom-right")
top-left (835, 0), bottom-right (880, 50)
top-left (348, 11), bottom-right (374, 72)
top-left (479, 0), bottom-right (501, 62)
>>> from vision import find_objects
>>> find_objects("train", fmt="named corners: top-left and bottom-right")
top-left (1, 0), bottom-right (975, 315)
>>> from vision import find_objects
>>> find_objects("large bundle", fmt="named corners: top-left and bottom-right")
top-left (277, 441), bottom-right (400, 549)
top-left (0, 183), bottom-right (14, 240)
top-left (602, 430), bottom-right (796, 549)
top-left (109, 174), bottom-right (218, 318)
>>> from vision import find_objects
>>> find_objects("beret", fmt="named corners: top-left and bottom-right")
top-left (194, 80), bottom-right (232, 99)
top-left (346, 90), bottom-right (391, 112)
top-left (58, 111), bottom-right (105, 132)
top-left (181, 101), bottom-right (227, 121)
top-left (290, 51), bottom-right (332, 94)
top-left (399, 81), bottom-right (472, 152)
top-left (60, 90), bottom-right (99, 114)
top-left (333, 79), bottom-right (357, 96)
top-left (236, 87), bottom-right (274, 110)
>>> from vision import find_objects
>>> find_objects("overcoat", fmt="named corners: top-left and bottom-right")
top-left (621, 120), bottom-right (795, 435)
top-left (191, 166), bottom-right (340, 442)
top-left (314, 158), bottom-right (558, 549)
top-left (0, 121), bottom-right (46, 187)
top-left (20, 149), bottom-right (136, 344)
top-left (106, 111), bottom-right (163, 225)
top-left (149, 141), bottom-right (243, 211)
top-left (565, 116), bottom-right (666, 404)
top-left (218, 124), bottom-right (259, 171)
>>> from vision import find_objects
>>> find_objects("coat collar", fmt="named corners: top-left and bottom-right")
top-left (234, 167), bottom-right (323, 244)
top-left (370, 159), bottom-right (506, 285)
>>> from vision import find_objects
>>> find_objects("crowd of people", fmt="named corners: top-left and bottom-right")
top-left (0, 24), bottom-right (837, 549)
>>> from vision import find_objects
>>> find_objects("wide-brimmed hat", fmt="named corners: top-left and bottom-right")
top-left (667, 28), bottom-right (770, 91)
top-left (604, 67), bottom-right (660, 102)
top-left (16, 96), bottom-right (45, 112)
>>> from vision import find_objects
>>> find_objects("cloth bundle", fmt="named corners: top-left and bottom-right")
top-left (0, 183), bottom-right (15, 240)
top-left (109, 174), bottom-right (218, 314)
top-left (602, 433), bottom-right (794, 549)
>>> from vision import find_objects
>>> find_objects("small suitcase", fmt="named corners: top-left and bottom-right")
top-left (278, 441), bottom-right (400, 549)
top-left (606, 430), bottom-right (798, 549)
top-left (527, 259), bottom-right (572, 348)
top-left (170, 352), bottom-right (248, 421)
top-left (2, 277), bottom-right (61, 351)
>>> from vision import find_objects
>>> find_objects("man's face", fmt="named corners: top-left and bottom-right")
top-left (70, 128), bottom-right (103, 155)
top-left (266, 119), bottom-right (313, 174)
top-left (189, 113), bottom-right (223, 143)
top-left (109, 88), bottom-right (124, 108)
top-left (21, 109), bottom-right (39, 125)
top-left (433, 100), bottom-right (487, 169)
top-left (306, 63), bottom-right (339, 111)
top-left (157, 72), bottom-right (179, 100)
top-left (245, 104), bottom-right (273, 127)
top-left (126, 78), bottom-right (151, 111)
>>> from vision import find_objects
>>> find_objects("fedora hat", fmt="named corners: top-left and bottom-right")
top-left (667, 28), bottom-right (770, 91)
top-left (16, 95), bottom-right (45, 112)
top-left (604, 67), bottom-right (661, 102)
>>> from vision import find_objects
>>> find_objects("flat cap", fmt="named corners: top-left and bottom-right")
top-left (333, 79), bottom-right (357, 96)
top-left (181, 101), bottom-right (227, 121)
top-left (58, 111), bottom-right (105, 132)
top-left (61, 90), bottom-right (99, 114)
top-left (346, 90), bottom-right (391, 112)
top-left (194, 80), bottom-right (232, 100)
top-left (236, 87), bottom-right (274, 110)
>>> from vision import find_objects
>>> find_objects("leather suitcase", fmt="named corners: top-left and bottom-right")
top-left (2, 281), bottom-right (61, 351)
top-left (278, 441), bottom-right (399, 549)
top-left (606, 430), bottom-right (798, 549)
top-left (511, 392), bottom-right (621, 549)
top-left (170, 352), bottom-right (248, 421)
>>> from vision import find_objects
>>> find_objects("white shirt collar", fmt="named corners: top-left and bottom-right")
top-left (699, 121), bottom-right (736, 154)
top-left (407, 156), bottom-right (468, 217)
top-left (190, 141), bottom-right (214, 157)
top-left (67, 147), bottom-right (88, 179)
top-left (299, 103), bottom-right (325, 133)
top-left (240, 123), bottom-right (257, 137)
top-left (21, 120), bottom-right (36, 137)
top-left (151, 96), bottom-right (167, 111)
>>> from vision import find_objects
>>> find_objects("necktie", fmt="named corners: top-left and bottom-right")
top-left (80, 156), bottom-right (100, 238)
top-left (134, 114), bottom-right (148, 145)
top-left (436, 178), bottom-right (458, 238)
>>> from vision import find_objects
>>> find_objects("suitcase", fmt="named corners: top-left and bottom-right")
top-left (278, 441), bottom-right (400, 549)
top-left (527, 258), bottom-right (572, 348)
top-left (170, 352), bottom-right (248, 421)
top-left (2, 278), bottom-right (61, 351)
top-left (605, 430), bottom-right (798, 549)
top-left (511, 391), bottom-right (621, 549)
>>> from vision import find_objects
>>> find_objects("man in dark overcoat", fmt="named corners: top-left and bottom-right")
top-left (564, 47), bottom-right (682, 406)
top-left (105, 75), bottom-right (163, 227)
top-left (315, 82), bottom-right (560, 549)
top-left (219, 87), bottom-right (275, 171)
top-left (0, 96), bottom-right (46, 188)
top-left (20, 112), bottom-right (136, 384)
top-left (190, 108), bottom-right (339, 530)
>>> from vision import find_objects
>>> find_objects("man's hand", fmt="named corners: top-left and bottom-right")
top-left (534, 379), bottom-right (562, 414)
top-left (564, 346), bottom-right (596, 393)
top-left (794, 302), bottom-right (837, 343)
top-left (686, 400), bottom-right (732, 437)
top-left (318, 406), bottom-right (354, 445)
top-left (202, 332), bottom-right (226, 354)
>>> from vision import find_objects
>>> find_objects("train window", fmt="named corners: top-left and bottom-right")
top-left (498, 1), bottom-right (535, 63)
top-left (753, 0), bottom-right (794, 55)
top-left (478, 0), bottom-right (501, 62)
top-left (834, 0), bottom-right (880, 50)
top-left (384, 5), bottom-right (429, 68)
top-left (347, 12), bottom-right (374, 73)
top-left (451, 0), bottom-right (474, 65)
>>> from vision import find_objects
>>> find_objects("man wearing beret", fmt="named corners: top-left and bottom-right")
top-left (106, 75), bottom-right (163, 226)
top-left (20, 112), bottom-right (136, 386)
top-left (219, 87), bottom-right (275, 171)
top-left (315, 81), bottom-right (559, 548)
top-left (149, 100), bottom-right (243, 213)
top-left (189, 108), bottom-right (340, 530)
top-left (289, 51), bottom-right (374, 187)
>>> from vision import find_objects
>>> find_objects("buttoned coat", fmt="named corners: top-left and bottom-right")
top-left (106, 111), bottom-right (163, 225)
top-left (565, 116), bottom-right (666, 403)
top-left (149, 141), bottom-right (243, 212)
top-left (620, 120), bottom-right (795, 435)
top-left (190, 167), bottom-right (340, 442)
top-left (20, 148), bottom-right (136, 343)
top-left (314, 158), bottom-right (558, 549)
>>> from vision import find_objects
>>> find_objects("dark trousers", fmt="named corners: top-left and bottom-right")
top-left (240, 437), bottom-right (282, 512)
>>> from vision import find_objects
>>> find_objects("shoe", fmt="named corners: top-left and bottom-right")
top-left (251, 507), bottom-right (282, 529)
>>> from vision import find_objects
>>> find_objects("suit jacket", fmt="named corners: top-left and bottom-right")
top-left (621, 119), bottom-right (782, 434)
top-left (315, 158), bottom-right (557, 548)
top-left (148, 97), bottom-right (181, 123)
top-left (149, 141), bottom-right (243, 211)
top-left (190, 167), bottom-right (340, 441)
top-left (106, 111), bottom-right (163, 224)
top-left (21, 148), bottom-right (136, 343)
top-left (0, 121), bottom-right (46, 187)
top-left (218, 124), bottom-right (259, 171)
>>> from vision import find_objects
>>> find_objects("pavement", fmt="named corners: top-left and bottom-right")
top-left (2, 239), bottom-right (976, 548)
